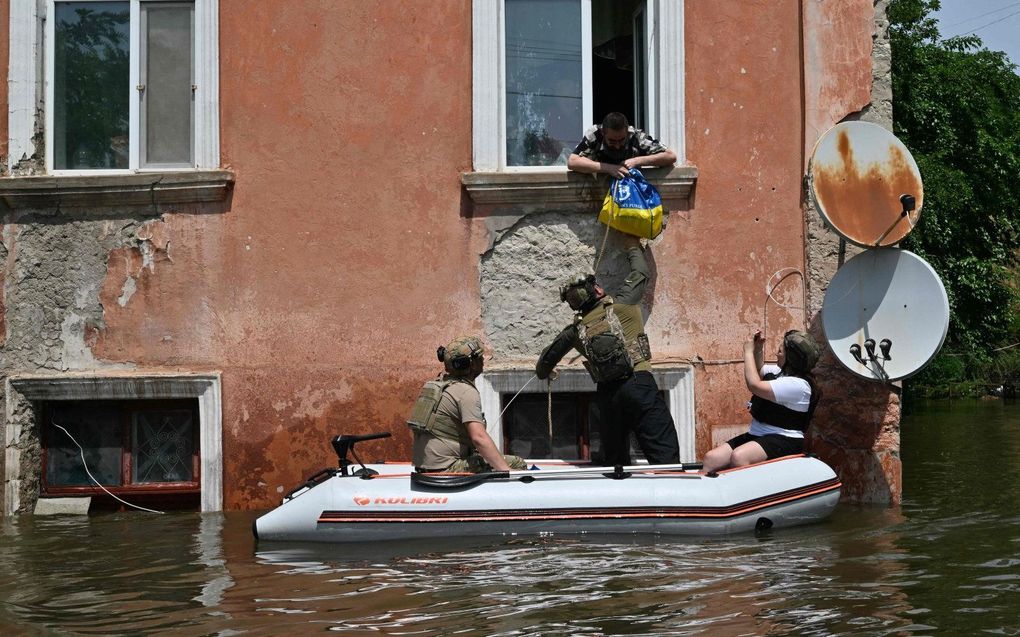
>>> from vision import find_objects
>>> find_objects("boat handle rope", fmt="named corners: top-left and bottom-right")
top-left (496, 373), bottom-right (539, 422)
top-left (493, 372), bottom-right (559, 454)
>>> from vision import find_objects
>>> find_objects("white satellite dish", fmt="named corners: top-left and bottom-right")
top-left (808, 121), bottom-right (924, 247)
top-left (822, 249), bottom-right (949, 381)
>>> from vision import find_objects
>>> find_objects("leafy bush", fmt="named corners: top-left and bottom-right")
top-left (889, 0), bottom-right (1020, 396)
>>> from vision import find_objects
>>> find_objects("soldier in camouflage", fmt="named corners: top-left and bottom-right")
top-left (535, 235), bottom-right (680, 467)
top-left (407, 336), bottom-right (527, 473)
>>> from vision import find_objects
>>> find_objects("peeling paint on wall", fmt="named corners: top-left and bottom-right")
top-left (480, 212), bottom-right (652, 360)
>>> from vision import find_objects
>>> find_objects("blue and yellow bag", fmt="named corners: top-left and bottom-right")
top-left (597, 168), bottom-right (664, 239)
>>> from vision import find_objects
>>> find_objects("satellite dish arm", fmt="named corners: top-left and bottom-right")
top-left (873, 193), bottom-right (918, 247)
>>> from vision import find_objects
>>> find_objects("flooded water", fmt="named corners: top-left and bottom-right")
top-left (2, 399), bottom-right (1019, 636)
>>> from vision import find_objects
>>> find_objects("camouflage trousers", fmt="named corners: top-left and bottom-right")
top-left (445, 453), bottom-right (528, 473)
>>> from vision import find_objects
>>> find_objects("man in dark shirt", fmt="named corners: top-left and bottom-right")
top-left (535, 236), bottom-right (680, 466)
top-left (568, 112), bottom-right (677, 179)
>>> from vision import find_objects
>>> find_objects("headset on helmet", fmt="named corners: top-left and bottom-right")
top-left (560, 274), bottom-right (599, 311)
top-left (437, 336), bottom-right (484, 374)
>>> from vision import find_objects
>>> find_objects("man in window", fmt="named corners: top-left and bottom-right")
top-left (534, 236), bottom-right (681, 467)
top-left (567, 112), bottom-right (677, 179)
top-left (407, 336), bottom-right (528, 473)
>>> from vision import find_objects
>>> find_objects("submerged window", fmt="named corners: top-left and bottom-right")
top-left (479, 369), bottom-right (695, 463)
top-left (500, 0), bottom-right (654, 167)
top-left (42, 399), bottom-right (200, 508)
top-left (48, 0), bottom-right (198, 171)
top-left (501, 391), bottom-right (661, 462)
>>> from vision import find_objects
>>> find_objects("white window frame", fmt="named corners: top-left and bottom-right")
top-left (472, 0), bottom-right (685, 172)
top-left (6, 0), bottom-right (218, 175)
top-left (476, 367), bottom-right (696, 462)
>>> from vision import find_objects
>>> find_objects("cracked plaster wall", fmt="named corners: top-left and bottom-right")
top-left (481, 211), bottom-right (653, 361)
top-left (0, 210), bottom-right (165, 513)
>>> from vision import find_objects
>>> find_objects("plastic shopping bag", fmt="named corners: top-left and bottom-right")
top-left (597, 168), bottom-right (664, 239)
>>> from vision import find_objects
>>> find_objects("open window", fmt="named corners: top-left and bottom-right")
top-left (473, 0), bottom-right (685, 171)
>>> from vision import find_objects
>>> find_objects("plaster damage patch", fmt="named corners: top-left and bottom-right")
top-left (271, 382), bottom-right (355, 421)
top-left (480, 212), bottom-right (652, 360)
top-left (107, 219), bottom-right (174, 308)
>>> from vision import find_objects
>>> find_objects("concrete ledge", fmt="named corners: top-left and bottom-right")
top-left (34, 497), bottom-right (91, 515)
top-left (461, 165), bottom-right (698, 208)
top-left (0, 170), bottom-right (235, 209)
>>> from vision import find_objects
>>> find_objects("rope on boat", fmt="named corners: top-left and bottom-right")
top-left (593, 217), bottom-right (613, 273)
top-left (496, 373), bottom-right (539, 422)
top-left (548, 377), bottom-right (554, 445)
top-left (53, 422), bottom-right (165, 515)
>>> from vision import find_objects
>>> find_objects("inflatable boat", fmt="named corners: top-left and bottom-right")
top-left (253, 433), bottom-right (842, 543)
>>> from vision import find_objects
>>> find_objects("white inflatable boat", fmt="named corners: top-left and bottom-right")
top-left (253, 433), bottom-right (842, 543)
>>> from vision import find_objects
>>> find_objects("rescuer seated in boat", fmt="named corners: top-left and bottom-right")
top-left (535, 236), bottom-right (681, 466)
top-left (407, 336), bottom-right (528, 473)
top-left (702, 330), bottom-right (822, 473)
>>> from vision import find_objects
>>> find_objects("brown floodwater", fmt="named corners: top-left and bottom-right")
top-left (1, 399), bottom-right (1018, 636)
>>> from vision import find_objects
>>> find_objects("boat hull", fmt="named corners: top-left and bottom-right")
top-left (254, 456), bottom-right (841, 543)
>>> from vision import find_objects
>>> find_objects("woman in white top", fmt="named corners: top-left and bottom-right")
top-left (702, 329), bottom-right (821, 473)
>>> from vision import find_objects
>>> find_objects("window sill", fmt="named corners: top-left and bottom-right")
top-left (461, 165), bottom-right (698, 208)
top-left (0, 170), bottom-right (235, 209)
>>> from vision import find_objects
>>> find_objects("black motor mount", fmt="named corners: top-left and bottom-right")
top-left (331, 431), bottom-right (392, 476)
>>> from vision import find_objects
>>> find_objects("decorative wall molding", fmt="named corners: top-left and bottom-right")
top-left (4, 373), bottom-right (223, 515)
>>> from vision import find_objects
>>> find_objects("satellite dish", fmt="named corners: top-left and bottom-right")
top-left (822, 249), bottom-right (948, 381)
top-left (808, 121), bottom-right (924, 247)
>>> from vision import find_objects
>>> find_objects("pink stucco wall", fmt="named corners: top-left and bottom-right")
top-left (1, 1), bottom-right (884, 509)
top-left (678, 0), bottom-right (808, 441)
top-left (89, 1), bottom-right (483, 508)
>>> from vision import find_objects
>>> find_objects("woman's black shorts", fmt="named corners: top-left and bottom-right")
top-left (726, 432), bottom-right (804, 459)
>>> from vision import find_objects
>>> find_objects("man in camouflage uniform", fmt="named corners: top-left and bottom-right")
top-left (535, 236), bottom-right (680, 467)
top-left (567, 111), bottom-right (677, 179)
top-left (408, 336), bottom-right (527, 473)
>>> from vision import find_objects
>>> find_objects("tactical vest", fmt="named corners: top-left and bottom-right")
top-left (749, 372), bottom-right (819, 432)
top-left (406, 378), bottom-right (472, 445)
top-left (576, 298), bottom-right (651, 383)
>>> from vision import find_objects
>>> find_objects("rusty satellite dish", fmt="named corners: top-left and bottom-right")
top-left (808, 121), bottom-right (924, 247)
top-left (822, 249), bottom-right (949, 381)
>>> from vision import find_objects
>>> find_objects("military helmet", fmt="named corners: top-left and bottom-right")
top-left (559, 273), bottom-right (599, 311)
top-left (783, 330), bottom-right (821, 374)
top-left (438, 335), bottom-right (485, 375)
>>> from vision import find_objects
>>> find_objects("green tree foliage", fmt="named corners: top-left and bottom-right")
top-left (889, 0), bottom-right (1020, 383)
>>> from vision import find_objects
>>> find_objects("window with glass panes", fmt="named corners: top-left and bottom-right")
top-left (47, 0), bottom-right (196, 171)
top-left (42, 399), bottom-right (200, 501)
top-left (502, 0), bottom-right (652, 167)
